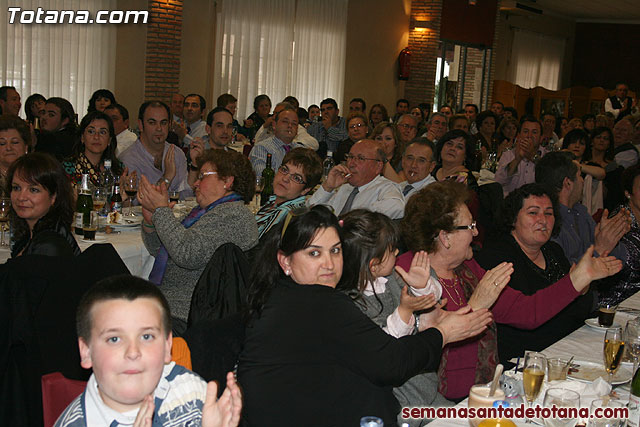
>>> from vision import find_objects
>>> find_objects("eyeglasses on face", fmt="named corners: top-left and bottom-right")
top-left (344, 154), bottom-right (382, 163)
top-left (278, 165), bottom-right (306, 185)
top-left (398, 123), bottom-right (417, 130)
top-left (404, 154), bottom-right (431, 165)
top-left (348, 122), bottom-right (366, 130)
top-left (454, 221), bottom-right (477, 231)
top-left (197, 171), bottom-right (218, 181)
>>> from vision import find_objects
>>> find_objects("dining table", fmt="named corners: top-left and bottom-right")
top-left (425, 291), bottom-right (640, 426)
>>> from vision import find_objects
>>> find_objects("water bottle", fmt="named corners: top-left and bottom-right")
top-left (101, 160), bottom-right (116, 201)
top-left (322, 151), bottom-right (335, 181)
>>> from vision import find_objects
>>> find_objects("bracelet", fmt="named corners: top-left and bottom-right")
top-left (143, 221), bottom-right (155, 229)
top-left (414, 313), bottom-right (420, 332)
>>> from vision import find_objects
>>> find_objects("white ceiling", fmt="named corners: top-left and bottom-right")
top-left (530, 0), bottom-right (640, 23)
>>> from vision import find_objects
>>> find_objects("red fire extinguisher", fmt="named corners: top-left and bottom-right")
top-left (398, 47), bottom-right (411, 81)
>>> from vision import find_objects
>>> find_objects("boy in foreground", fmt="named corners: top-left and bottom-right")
top-left (55, 275), bottom-right (241, 427)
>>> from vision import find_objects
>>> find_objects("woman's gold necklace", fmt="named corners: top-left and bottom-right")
top-left (438, 275), bottom-right (465, 307)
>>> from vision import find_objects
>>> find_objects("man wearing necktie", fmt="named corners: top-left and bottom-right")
top-left (307, 139), bottom-right (405, 219)
top-left (249, 105), bottom-right (300, 176)
top-left (398, 139), bottom-right (437, 200)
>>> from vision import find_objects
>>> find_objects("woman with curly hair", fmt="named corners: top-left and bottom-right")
top-left (8, 152), bottom-right (80, 257)
top-left (138, 148), bottom-right (259, 324)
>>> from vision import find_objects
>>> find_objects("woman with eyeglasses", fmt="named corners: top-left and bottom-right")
top-left (398, 181), bottom-right (622, 401)
top-left (138, 148), bottom-right (259, 329)
top-left (62, 111), bottom-right (124, 188)
top-left (255, 147), bottom-right (322, 239)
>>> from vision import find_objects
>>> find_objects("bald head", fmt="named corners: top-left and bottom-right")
top-left (345, 139), bottom-right (385, 187)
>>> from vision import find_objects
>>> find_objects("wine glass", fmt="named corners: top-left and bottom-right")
top-left (0, 198), bottom-right (10, 247)
top-left (625, 319), bottom-right (640, 375)
top-left (604, 327), bottom-right (625, 387)
top-left (252, 176), bottom-right (264, 213)
top-left (93, 187), bottom-right (108, 216)
top-left (523, 351), bottom-right (546, 423)
top-left (542, 388), bottom-right (580, 427)
top-left (123, 175), bottom-right (138, 217)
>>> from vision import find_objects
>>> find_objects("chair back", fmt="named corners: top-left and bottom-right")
top-left (187, 243), bottom-right (251, 327)
top-left (41, 372), bottom-right (87, 427)
top-left (171, 336), bottom-right (192, 370)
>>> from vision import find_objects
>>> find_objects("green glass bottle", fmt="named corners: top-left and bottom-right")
top-left (75, 174), bottom-right (93, 235)
top-left (260, 153), bottom-right (275, 205)
top-left (629, 366), bottom-right (640, 427)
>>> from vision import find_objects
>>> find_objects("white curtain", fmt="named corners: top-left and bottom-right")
top-left (214, 0), bottom-right (347, 120)
top-left (508, 28), bottom-right (565, 90)
top-left (0, 0), bottom-right (116, 119)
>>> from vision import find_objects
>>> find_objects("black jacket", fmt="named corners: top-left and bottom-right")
top-left (238, 277), bottom-right (444, 427)
top-left (12, 218), bottom-right (81, 258)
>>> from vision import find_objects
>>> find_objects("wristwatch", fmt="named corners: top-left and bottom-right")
top-left (157, 176), bottom-right (171, 187)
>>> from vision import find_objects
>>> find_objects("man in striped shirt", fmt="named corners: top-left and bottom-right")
top-left (307, 97), bottom-right (348, 158)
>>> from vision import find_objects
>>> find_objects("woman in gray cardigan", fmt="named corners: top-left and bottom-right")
top-left (138, 149), bottom-right (259, 325)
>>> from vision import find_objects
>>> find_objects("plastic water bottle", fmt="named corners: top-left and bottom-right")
top-left (101, 160), bottom-right (115, 199)
top-left (322, 151), bottom-right (335, 181)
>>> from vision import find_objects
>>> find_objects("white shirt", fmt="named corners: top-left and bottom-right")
top-left (399, 174), bottom-right (436, 199)
top-left (307, 174), bottom-right (405, 219)
top-left (615, 147), bottom-right (639, 169)
top-left (255, 123), bottom-right (319, 150)
top-left (115, 129), bottom-right (138, 158)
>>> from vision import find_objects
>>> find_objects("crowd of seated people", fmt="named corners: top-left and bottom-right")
top-left (2, 81), bottom-right (640, 426)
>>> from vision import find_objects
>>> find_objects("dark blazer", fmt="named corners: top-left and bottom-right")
top-left (237, 277), bottom-right (444, 427)
top-left (12, 218), bottom-right (81, 258)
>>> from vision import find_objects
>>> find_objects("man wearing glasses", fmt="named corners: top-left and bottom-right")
top-left (398, 139), bottom-right (437, 199)
top-left (255, 148), bottom-right (323, 239)
top-left (249, 105), bottom-right (301, 176)
top-left (396, 114), bottom-right (419, 147)
top-left (307, 139), bottom-right (405, 219)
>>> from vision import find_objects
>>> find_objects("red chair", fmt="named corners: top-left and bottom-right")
top-left (41, 372), bottom-right (87, 427)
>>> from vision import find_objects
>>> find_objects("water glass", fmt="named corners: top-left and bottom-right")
top-left (587, 399), bottom-right (625, 427)
top-left (542, 388), bottom-right (580, 427)
top-left (547, 358), bottom-right (570, 381)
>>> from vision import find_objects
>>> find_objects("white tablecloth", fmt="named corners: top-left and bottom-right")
top-left (0, 227), bottom-right (154, 278)
top-left (426, 292), bottom-right (640, 426)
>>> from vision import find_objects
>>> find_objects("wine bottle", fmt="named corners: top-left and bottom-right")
top-left (75, 174), bottom-right (93, 235)
top-left (260, 153), bottom-right (275, 205)
top-left (628, 366), bottom-right (640, 427)
top-left (111, 181), bottom-right (123, 214)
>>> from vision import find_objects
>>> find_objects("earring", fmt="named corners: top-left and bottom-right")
top-left (285, 268), bottom-right (291, 276)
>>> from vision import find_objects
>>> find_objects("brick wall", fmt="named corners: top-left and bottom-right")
top-left (144, 0), bottom-right (183, 102)
top-left (405, 0), bottom-right (442, 107)
top-left (487, 1), bottom-right (500, 108)
top-left (460, 48), bottom-right (485, 109)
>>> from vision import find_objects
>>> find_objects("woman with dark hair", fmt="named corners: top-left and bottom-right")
top-left (369, 103), bottom-right (389, 130)
top-left (8, 152), bottom-right (80, 257)
top-left (599, 165), bottom-right (640, 305)
top-left (397, 181), bottom-right (622, 400)
top-left (474, 110), bottom-right (498, 154)
top-left (24, 93), bottom-right (46, 125)
top-left (138, 148), bottom-right (259, 325)
top-left (87, 89), bottom-right (116, 113)
top-left (433, 129), bottom-right (478, 191)
top-left (411, 106), bottom-right (427, 135)
top-left (62, 111), bottom-right (124, 187)
top-left (243, 94), bottom-right (272, 138)
top-left (370, 121), bottom-right (404, 183)
top-left (37, 97), bottom-right (77, 161)
top-left (0, 115), bottom-right (30, 195)
top-left (477, 183), bottom-right (600, 363)
top-left (238, 205), bottom-right (492, 426)
top-left (588, 126), bottom-right (624, 210)
top-left (561, 128), bottom-right (605, 213)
